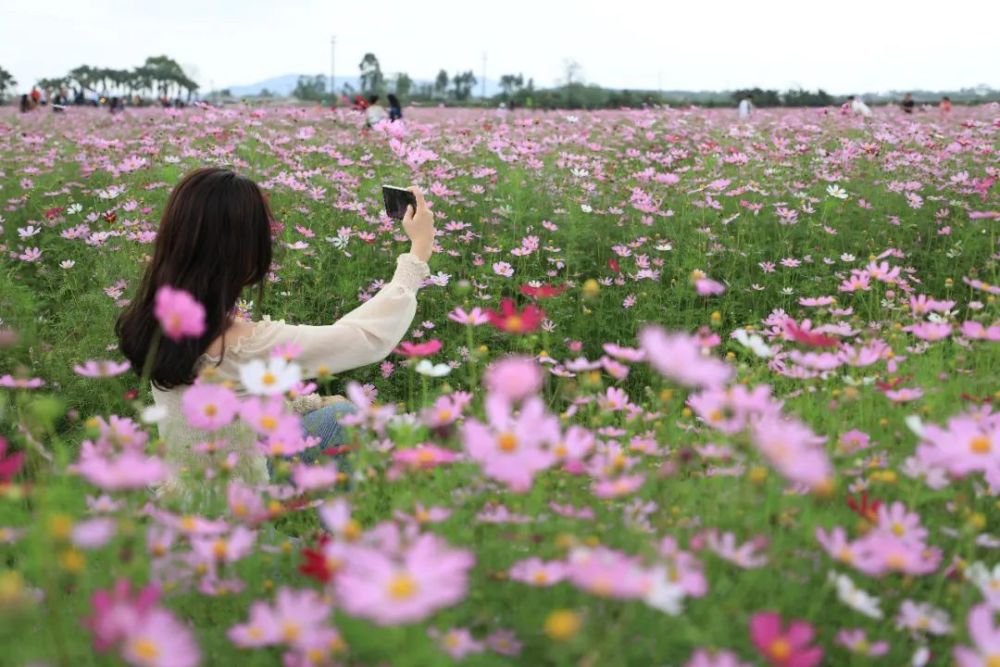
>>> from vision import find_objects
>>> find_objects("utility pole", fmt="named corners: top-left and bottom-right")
top-left (481, 52), bottom-right (487, 99)
top-left (330, 35), bottom-right (336, 101)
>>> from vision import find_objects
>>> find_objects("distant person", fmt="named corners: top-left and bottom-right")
top-left (737, 94), bottom-right (753, 120)
top-left (901, 93), bottom-right (915, 114)
top-left (940, 96), bottom-right (952, 113)
top-left (352, 95), bottom-right (369, 112)
top-left (365, 95), bottom-right (386, 127)
top-left (20, 94), bottom-right (31, 113)
top-left (846, 95), bottom-right (872, 117)
top-left (109, 96), bottom-right (124, 114)
top-left (387, 93), bottom-right (402, 121)
top-left (30, 87), bottom-right (41, 106)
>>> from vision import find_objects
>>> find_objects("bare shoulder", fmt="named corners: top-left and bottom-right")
top-left (205, 320), bottom-right (257, 358)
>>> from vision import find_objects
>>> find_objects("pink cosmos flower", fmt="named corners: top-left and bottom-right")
top-left (429, 627), bottom-right (484, 659)
top-left (153, 286), bottom-right (206, 341)
top-left (0, 437), bottom-right (25, 483)
top-left (639, 326), bottom-right (733, 389)
top-left (751, 415), bottom-right (833, 492)
top-left (447, 306), bottom-right (490, 326)
top-left (227, 481), bottom-right (267, 523)
top-left (485, 629), bottom-right (522, 656)
top-left (905, 321), bottom-right (952, 341)
top-left (685, 649), bottom-right (755, 667)
top-left (592, 474), bottom-right (646, 498)
top-left (391, 444), bottom-right (458, 471)
top-left (462, 396), bottom-right (559, 492)
top-left (953, 604), bottom-right (1000, 667)
top-left (484, 356), bottom-right (543, 402)
top-left (509, 558), bottom-right (569, 586)
top-left (420, 394), bottom-right (467, 428)
top-left (749, 612), bottom-right (822, 667)
top-left (72, 518), bottom-right (117, 549)
top-left (84, 579), bottom-right (162, 651)
top-left (602, 343), bottom-right (646, 362)
top-left (706, 531), bottom-right (769, 569)
top-left (916, 411), bottom-right (999, 489)
top-left (395, 339), bottom-right (442, 357)
top-left (566, 546), bottom-right (652, 600)
top-left (885, 387), bottom-right (924, 403)
top-left (688, 384), bottom-right (780, 434)
top-left (291, 461), bottom-right (341, 492)
top-left (181, 383), bottom-right (238, 431)
top-left (962, 321), bottom-right (1000, 341)
top-left (335, 533), bottom-right (474, 625)
top-left (0, 374), bottom-right (45, 389)
top-left (191, 526), bottom-right (257, 565)
top-left (228, 587), bottom-right (332, 649)
top-left (695, 277), bottom-right (727, 296)
top-left (76, 450), bottom-right (169, 490)
top-left (836, 629), bottom-right (889, 656)
top-left (74, 360), bottom-right (131, 377)
top-left (239, 395), bottom-right (299, 438)
top-left (897, 599), bottom-right (952, 635)
top-left (120, 607), bottom-right (201, 667)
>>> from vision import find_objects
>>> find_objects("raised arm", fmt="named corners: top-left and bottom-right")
top-left (242, 187), bottom-right (435, 378)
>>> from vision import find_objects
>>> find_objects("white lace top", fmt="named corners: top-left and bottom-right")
top-left (151, 253), bottom-right (429, 499)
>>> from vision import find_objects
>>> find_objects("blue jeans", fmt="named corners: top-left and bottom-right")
top-left (267, 402), bottom-right (355, 477)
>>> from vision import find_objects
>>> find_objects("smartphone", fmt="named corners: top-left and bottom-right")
top-left (382, 185), bottom-right (417, 221)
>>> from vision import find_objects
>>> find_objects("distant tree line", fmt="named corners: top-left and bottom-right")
top-left (1, 56), bottom-right (199, 103)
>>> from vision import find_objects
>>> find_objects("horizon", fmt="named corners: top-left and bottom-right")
top-left (3, 0), bottom-right (999, 95)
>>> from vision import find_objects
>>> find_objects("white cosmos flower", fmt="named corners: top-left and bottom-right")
top-left (415, 359), bottom-right (451, 377)
top-left (655, 242), bottom-right (674, 252)
top-left (239, 356), bottom-right (302, 396)
top-left (141, 404), bottom-right (169, 424)
top-left (830, 572), bottom-right (883, 619)
top-left (67, 203), bottom-right (83, 215)
top-left (643, 566), bottom-right (685, 615)
top-left (904, 415), bottom-right (926, 438)
top-left (732, 329), bottom-right (774, 358)
top-left (580, 204), bottom-right (593, 213)
top-left (60, 260), bottom-right (76, 269)
top-left (826, 184), bottom-right (849, 200)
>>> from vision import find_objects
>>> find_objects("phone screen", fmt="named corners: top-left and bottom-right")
top-left (383, 186), bottom-right (417, 221)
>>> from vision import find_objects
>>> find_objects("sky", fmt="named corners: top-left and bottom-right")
top-left (2, 0), bottom-right (999, 94)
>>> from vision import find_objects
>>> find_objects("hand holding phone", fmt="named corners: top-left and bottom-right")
top-left (383, 185), bottom-right (417, 221)
top-left (395, 186), bottom-right (435, 263)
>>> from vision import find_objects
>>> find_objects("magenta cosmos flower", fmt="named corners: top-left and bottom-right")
top-left (484, 356), bottom-right (543, 402)
top-left (153, 286), bottom-right (206, 341)
top-left (749, 612), bottom-right (822, 667)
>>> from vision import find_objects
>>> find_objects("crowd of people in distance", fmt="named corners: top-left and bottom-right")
top-left (19, 86), bottom-right (190, 114)
top-left (736, 91), bottom-right (955, 120)
top-left (346, 93), bottom-right (404, 128)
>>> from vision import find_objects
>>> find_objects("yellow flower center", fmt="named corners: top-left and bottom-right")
top-left (708, 409), bottom-right (724, 422)
top-left (247, 627), bottom-right (263, 640)
top-left (891, 522), bottom-right (905, 537)
top-left (498, 433), bottom-right (518, 452)
top-left (554, 443), bottom-right (568, 457)
top-left (886, 553), bottom-right (907, 570)
top-left (971, 436), bottom-right (991, 454)
top-left (985, 655), bottom-right (1000, 667)
top-left (533, 571), bottom-right (549, 584)
top-left (204, 404), bottom-right (218, 417)
top-left (212, 539), bottom-right (227, 559)
top-left (388, 573), bottom-right (418, 599)
top-left (505, 315), bottom-right (523, 332)
top-left (283, 622), bottom-right (300, 642)
top-left (769, 638), bottom-right (791, 660)
top-left (437, 409), bottom-right (452, 422)
top-left (416, 449), bottom-right (436, 464)
top-left (544, 610), bottom-right (581, 641)
top-left (260, 416), bottom-right (278, 431)
top-left (180, 516), bottom-right (197, 532)
top-left (132, 638), bottom-right (160, 660)
top-left (261, 372), bottom-right (277, 386)
top-left (342, 519), bottom-right (361, 541)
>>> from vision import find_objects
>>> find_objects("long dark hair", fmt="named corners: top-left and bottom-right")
top-left (116, 167), bottom-right (273, 389)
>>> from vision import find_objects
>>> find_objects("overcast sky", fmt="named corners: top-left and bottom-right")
top-left (3, 0), bottom-right (998, 94)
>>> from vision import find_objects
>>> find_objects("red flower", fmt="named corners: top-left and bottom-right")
top-left (784, 319), bottom-right (839, 348)
top-left (299, 534), bottom-right (333, 583)
top-left (487, 299), bottom-right (544, 334)
top-left (846, 491), bottom-right (882, 523)
top-left (44, 207), bottom-right (64, 220)
top-left (395, 339), bottom-right (443, 357)
top-left (103, 212), bottom-right (117, 224)
top-left (875, 375), bottom-right (912, 392)
top-left (0, 438), bottom-right (24, 483)
top-left (519, 284), bottom-right (567, 299)
top-left (608, 259), bottom-right (621, 274)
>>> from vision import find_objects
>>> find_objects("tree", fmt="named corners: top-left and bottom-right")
top-left (434, 70), bottom-right (449, 98)
top-left (395, 72), bottom-right (413, 99)
top-left (358, 53), bottom-right (383, 96)
top-left (292, 75), bottom-right (327, 102)
top-left (451, 70), bottom-right (477, 101)
top-left (0, 66), bottom-right (15, 101)
top-left (499, 73), bottom-right (524, 98)
top-left (562, 60), bottom-right (583, 87)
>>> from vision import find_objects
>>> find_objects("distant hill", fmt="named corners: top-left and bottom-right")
top-left (224, 74), bottom-right (502, 98)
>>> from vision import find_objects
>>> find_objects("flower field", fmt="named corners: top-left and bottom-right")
top-left (1, 103), bottom-right (999, 666)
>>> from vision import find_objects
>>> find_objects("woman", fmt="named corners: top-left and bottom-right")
top-left (116, 168), bottom-right (434, 498)
top-left (364, 95), bottom-right (386, 127)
